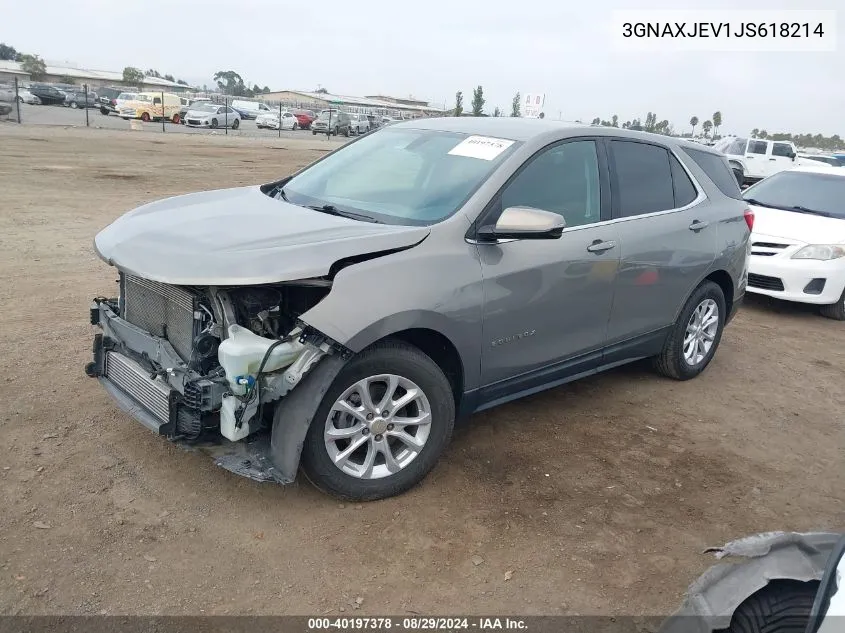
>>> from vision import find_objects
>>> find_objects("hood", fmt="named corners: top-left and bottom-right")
top-left (94, 186), bottom-right (430, 285)
top-left (185, 109), bottom-right (214, 118)
top-left (748, 204), bottom-right (845, 244)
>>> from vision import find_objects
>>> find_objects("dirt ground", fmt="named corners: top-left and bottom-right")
top-left (0, 124), bottom-right (842, 618)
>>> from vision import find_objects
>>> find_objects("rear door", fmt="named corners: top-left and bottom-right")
top-left (604, 139), bottom-right (717, 351)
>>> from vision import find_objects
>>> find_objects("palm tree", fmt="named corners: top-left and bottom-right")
top-left (690, 116), bottom-right (699, 137)
top-left (751, 128), bottom-right (760, 138)
top-left (712, 111), bottom-right (722, 138)
top-left (702, 120), bottom-right (713, 138)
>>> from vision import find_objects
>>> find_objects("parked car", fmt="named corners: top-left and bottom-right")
top-left (96, 86), bottom-right (124, 110)
top-left (348, 113), bottom-right (370, 135)
top-left (100, 91), bottom-right (138, 116)
top-left (715, 136), bottom-right (798, 185)
top-left (27, 84), bottom-right (68, 106)
top-left (178, 97), bottom-right (212, 123)
top-left (85, 120), bottom-right (750, 501)
top-left (797, 152), bottom-right (845, 168)
top-left (119, 92), bottom-right (182, 123)
top-left (231, 99), bottom-right (273, 120)
top-left (292, 109), bottom-right (316, 129)
top-left (743, 164), bottom-right (845, 320)
top-left (661, 531), bottom-right (844, 633)
top-left (311, 110), bottom-right (351, 136)
top-left (64, 90), bottom-right (99, 109)
top-left (16, 89), bottom-right (41, 105)
top-left (183, 102), bottom-right (241, 129)
top-left (256, 110), bottom-right (299, 130)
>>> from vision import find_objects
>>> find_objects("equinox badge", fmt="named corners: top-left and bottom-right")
top-left (491, 330), bottom-right (536, 347)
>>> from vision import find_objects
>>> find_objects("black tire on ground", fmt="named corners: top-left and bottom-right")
top-left (211, 118), bottom-right (218, 128)
top-left (293, 122), bottom-right (298, 130)
top-left (100, 107), bottom-right (109, 115)
top-left (653, 280), bottom-right (726, 380)
top-left (819, 287), bottom-right (845, 320)
top-left (232, 118), bottom-right (240, 129)
top-left (343, 126), bottom-right (350, 137)
top-left (70, 101), bottom-right (78, 109)
top-left (721, 580), bottom-right (818, 633)
top-left (312, 130), bottom-right (317, 135)
top-left (333, 126), bottom-right (338, 136)
top-left (299, 340), bottom-right (456, 501)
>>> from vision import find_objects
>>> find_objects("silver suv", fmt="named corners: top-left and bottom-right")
top-left (86, 118), bottom-right (751, 500)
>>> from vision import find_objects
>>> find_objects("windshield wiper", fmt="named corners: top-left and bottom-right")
top-left (787, 205), bottom-right (831, 217)
top-left (304, 204), bottom-right (382, 223)
top-left (744, 198), bottom-right (783, 210)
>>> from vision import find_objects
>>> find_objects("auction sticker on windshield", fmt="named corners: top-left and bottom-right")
top-left (448, 136), bottom-right (515, 161)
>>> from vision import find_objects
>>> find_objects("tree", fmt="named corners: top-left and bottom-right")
top-left (58, 75), bottom-right (76, 85)
top-left (263, 86), bottom-right (271, 93)
top-left (214, 70), bottom-right (246, 96)
top-left (702, 120), bottom-right (713, 137)
top-left (19, 54), bottom-right (46, 80)
top-left (644, 112), bottom-right (658, 132)
top-left (454, 91), bottom-right (463, 117)
top-left (145, 69), bottom-right (162, 78)
top-left (712, 111), bottom-right (722, 137)
top-left (690, 116), bottom-right (699, 136)
top-left (591, 117), bottom-right (601, 125)
top-left (611, 114), bottom-right (619, 128)
top-left (511, 92), bottom-right (521, 117)
top-left (164, 74), bottom-right (175, 82)
top-left (493, 106), bottom-right (501, 117)
top-left (0, 43), bottom-right (19, 61)
top-left (315, 87), bottom-right (328, 94)
top-left (176, 79), bottom-right (188, 86)
top-left (751, 128), bottom-right (760, 138)
top-left (471, 85), bottom-right (485, 116)
top-left (758, 129), bottom-right (768, 139)
top-left (122, 66), bottom-right (145, 85)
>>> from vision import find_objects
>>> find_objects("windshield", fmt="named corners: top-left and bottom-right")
top-left (117, 93), bottom-right (136, 100)
top-left (134, 95), bottom-right (151, 103)
top-left (190, 103), bottom-right (217, 113)
top-left (281, 128), bottom-right (519, 225)
top-left (743, 170), bottom-right (845, 219)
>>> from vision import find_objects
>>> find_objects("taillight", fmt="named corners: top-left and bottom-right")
top-left (744, 208), bottom-right (754, 231)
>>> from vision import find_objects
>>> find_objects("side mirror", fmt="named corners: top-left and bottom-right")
top-left (478, 206), bottom-right (565, 241)
top-left (806, 534), bottom-right (845, 633)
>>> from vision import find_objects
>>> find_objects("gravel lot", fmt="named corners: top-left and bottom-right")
top-left (11, 102), bottom-right (336, 140)
top-left (0, 124), bottom-right (842, 617)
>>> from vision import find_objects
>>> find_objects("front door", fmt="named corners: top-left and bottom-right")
top-left (768, 141), bottom-right (795, 176)
top-left (744, 139), bottom-right (769, 179)
top-left (604, 139), bottom-right (717, 346)
top-left (475, 138), bottom-right (619, 397)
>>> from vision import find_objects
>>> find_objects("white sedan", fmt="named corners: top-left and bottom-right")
top-left (256, 110), bottom-right (299, 130)
top-left (743, 164), bottom-right (845, 319)
top-left (17, 89), bottom-right (41, 105)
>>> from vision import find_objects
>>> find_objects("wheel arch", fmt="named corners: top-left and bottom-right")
top-left (673, 269), bottom-right (735, 323)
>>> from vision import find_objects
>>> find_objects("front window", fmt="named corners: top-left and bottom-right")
top-left (117, 93), bottom-right (135, 100)
top-left (134, 94), bottom-right (151, 103)
top-left (743, 171), bottom-right (845, 219)
top-left (281, 128), bottom-right (520, 225)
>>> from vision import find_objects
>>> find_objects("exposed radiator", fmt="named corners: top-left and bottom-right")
top-left (104, 351), bottom-right (171, 423)
top-left (123, 274), bottom-right (196, 361)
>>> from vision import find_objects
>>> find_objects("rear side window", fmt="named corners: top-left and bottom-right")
top-left (748, 140), bottom-right (767, 155)
top-left (670, 155), bottom-right (698, 207)
top-left (610, 140), bottom-right (674, 217)
top-left (683, 147), bottom-right (743, 200)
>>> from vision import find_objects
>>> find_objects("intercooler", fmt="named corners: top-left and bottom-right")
top-left (104, 351), bottom-right (171, 424)
top-left (122, 274), bottom-right (198, 361)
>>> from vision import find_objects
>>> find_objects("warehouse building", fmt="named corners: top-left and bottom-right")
top-left (259, 89), bottom-right (446, 118)
top-left (0, 60), bottom-right (189, 92)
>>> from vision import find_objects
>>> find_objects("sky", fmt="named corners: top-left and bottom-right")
top-left (2, 0), bottom-right (843, 136)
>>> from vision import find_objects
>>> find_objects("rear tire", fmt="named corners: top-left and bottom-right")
top-left (653, 280), bottom-right (726, 380)
top-left (211, 118), bottom-right (218, 128)
top-left (722, 580), bottom-right (818, 633)
top-left (819, 287), bottom-right (845, 320)
top-left (299, 340), bottom-right (455, 501)
top-left (70, 101), bottom-right (79, 109)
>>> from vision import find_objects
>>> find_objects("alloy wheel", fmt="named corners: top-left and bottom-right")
top-left (683, 299), bottom-right (719, 366)
top-left (324, 374), bottom-right (432, 479)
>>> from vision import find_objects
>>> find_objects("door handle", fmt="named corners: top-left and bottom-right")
top-left (768, 158), bottom-right (776, 161)
top-left (587, 239), bottom-right (617, 253)
top-left (689, 220), bottom-right (709, 232)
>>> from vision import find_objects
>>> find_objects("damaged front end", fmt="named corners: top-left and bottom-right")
top-left (85, 272), bottom-right (348, 482)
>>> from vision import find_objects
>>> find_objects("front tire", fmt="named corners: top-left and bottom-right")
top-left (231, 118), bottom-right (240, 129)
top-left (653, 280), bottom-right (726, 380)
top-left (211, 118), bottom-right (218, 128)
top-left (300, 341), bottom-right (455, 501)
top-left (819, 287), bottom-right (845, 320)
top-left (723, 580), bottom-right (818, 633)
top-left (70, 101), bottom-right (79, 109)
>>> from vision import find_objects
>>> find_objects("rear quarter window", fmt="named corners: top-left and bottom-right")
top-left (683, 147), bottom-right (743, 200)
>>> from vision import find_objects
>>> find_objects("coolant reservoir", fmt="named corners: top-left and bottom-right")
top-left (217, 325), bottom-right (304, 395)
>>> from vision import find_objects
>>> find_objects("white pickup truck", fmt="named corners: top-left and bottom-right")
top-left (715, 136), bottom-right (802, 185)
